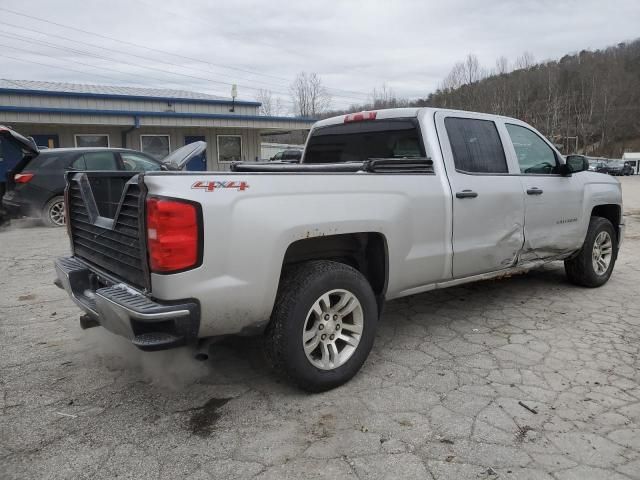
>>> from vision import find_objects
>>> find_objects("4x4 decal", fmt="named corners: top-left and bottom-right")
top-left (191, 180), bottom-right (249, 192)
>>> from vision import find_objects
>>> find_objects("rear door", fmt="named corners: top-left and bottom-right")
top-left (503, 122), bottom-right (585, 259)
top-left (435, 112), bottom-right (525, 278)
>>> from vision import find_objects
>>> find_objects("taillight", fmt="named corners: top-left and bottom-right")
top-left (344, 111), bottom-right (377, 123)
top-left (146, 197), bottom-right (200, 273)
top-left (14, 172), bottom-right (34, 183)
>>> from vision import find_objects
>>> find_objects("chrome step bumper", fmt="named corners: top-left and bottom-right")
top-left (54, 256), bottom-right (200, 351)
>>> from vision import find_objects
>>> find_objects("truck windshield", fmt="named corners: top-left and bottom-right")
top-left (303, 118), bottom-right (425, 163)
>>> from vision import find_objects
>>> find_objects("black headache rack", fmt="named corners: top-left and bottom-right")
top-left (231, 157), bottom-right (434, 174)
top-left (65, 171), bottom-right (149, 291)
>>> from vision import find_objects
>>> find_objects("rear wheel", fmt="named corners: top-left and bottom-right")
top-left (43, 196), bottom-right (65, 227)
top-left (565, 216), bottom-right (617, 287)
top-left (265, 260), bottom-right (378, 392)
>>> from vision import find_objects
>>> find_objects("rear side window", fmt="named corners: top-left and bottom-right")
top-left (304, 119), bottom-right (425, 163)
top-left (81, 152), bottom-right (118, 170)
top-left (24, 153), bottom-right (66, 171)
top-left (445, 118), bottom-right (508, 173)
top-left (120, 153), bottom-right (162, 171)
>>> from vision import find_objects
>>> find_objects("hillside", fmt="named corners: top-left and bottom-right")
top-left (421, 40), bottom-right (640, 157)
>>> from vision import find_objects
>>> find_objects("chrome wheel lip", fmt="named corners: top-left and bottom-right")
top-left (302, 288), bottom-right (364, 371)
top-left (49, 200), bottom-right (66, 226)
top-left (592, 230), bottom-right (613, 275)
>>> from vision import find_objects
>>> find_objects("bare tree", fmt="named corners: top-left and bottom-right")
top-left (370, 83), bottom-right (399, 108)
top-left (440, 62), bottom-right (466, 91)
top-left (514, 51), bottom-right (535, 70)
top-left (495, 56), bottom-right (509, 75)
top-left (256, 89), bottom-right (274, 116)
top-left (464, 54), bottom-right (481, 84)
top-left (290, 72), bottom-right (331, 117)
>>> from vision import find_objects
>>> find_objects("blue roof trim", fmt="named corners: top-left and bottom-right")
top-left (0, 87), bottom-right (262, 107)
top-left (0, 105), bottom-right (316, 123)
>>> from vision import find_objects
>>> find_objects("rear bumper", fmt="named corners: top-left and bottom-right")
top-left (55, 256), bottom-right (200, 351)
top-left (1, 194), bottom-right (27, 217)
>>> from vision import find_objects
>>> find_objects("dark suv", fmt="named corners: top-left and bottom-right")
top-left (270, 149), bottom-right (302, 163)
top-left (1, 126), bottom-right (205, 226)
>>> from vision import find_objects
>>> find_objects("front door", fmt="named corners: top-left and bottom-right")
top-left (503, 122), bottom-right (585, 259)
top-left (184, 136), bottom-right (207, 171)
top-left (31, 134), bottom-right (59, 149)
top-left (436, 112), bottom-right (525, 278)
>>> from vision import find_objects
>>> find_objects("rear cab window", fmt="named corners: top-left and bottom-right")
top-left (303, 118), bottom-right (425, 163)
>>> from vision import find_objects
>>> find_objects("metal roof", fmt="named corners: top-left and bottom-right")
top-left (0, 79), bottom-right (260, 106)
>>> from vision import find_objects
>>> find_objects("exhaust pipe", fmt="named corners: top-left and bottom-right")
top-left (193, 338), bottom-right (215, 361)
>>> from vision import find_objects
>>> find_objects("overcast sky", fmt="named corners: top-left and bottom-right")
top-left (0, 0), bottom-right (638, 112)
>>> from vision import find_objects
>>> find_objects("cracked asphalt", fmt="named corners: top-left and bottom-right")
top-left (2, 176), bottom-right (640, 480)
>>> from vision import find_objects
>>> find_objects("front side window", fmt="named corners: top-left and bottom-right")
top-left (445, 117), bottom-right (508, 173)
top-left (120, 153), bottom-right (161, 171)
top-left (217, 135), bottom-right (242, 163)
top-left (81, 152), bottom-right (118, 170)
top-left (140, 135), bottom-right (170, 160)
top-left (505, 124), bottom-right (558, 174)
top-left (75, 134), bottom-right (109, 148)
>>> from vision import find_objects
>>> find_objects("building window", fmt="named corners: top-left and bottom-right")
top-left (75, 134), bottom-right (109, 148)
top-left (217, 135), bottom-right (242, 163)
top-left (140, 135), bottom-right (171, 159)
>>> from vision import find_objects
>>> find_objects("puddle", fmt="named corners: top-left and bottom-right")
top-left (187, 397), bottom-right (232, 437)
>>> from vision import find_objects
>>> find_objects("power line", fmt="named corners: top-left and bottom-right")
top-left (0, 20), bottom-right (303, 95)
top-left (0, 6), bottom-right (372, 102)
top-left (0, 30), bottom-right (296, 103)
top-left (130, 0), bottom-right (374, 100)
top-left (0, 52), bottom-right (146, 86)
top-left (0, 42), bottom-right (189, 89)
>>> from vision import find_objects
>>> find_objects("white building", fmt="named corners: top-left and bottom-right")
top-left (0, 79), bottom-right (314, 170)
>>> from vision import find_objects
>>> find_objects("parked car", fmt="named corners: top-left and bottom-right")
top-left (588, 160), bottom-right (606, 172)
top-left (591, 160), bottom-right (633, 176)
top-left (4, 108), bottom-right (622, 392)
top-left (611, 160), bottom-right (634, 176)
top-left (270, 149), bottom-right (302, 163)
top-left (0, 126), bottom-right (204, 226)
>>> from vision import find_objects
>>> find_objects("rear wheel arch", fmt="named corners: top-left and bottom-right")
top-left (279, 232), bottom-right (389, 310)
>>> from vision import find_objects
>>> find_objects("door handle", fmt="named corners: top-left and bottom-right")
top-left (456, 190), bottom-right (478, 199)
top-left (526, 187), bottom-right (543, 195)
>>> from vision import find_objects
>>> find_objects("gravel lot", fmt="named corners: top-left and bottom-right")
top-left (2, 176), bottom-right (640, 480)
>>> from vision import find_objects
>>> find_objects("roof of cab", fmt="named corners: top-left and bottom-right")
top-left (311, 107), bottom-right (520, 130)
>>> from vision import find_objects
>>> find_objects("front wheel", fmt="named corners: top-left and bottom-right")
top-left (565, 217), bottom-right (617, 287)
top-left (43, 196), bottom-right (66, 227)
top-left (265, 260), bottom-right (378, 392)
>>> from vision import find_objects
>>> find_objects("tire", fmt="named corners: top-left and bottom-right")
top-left (564, 216), bottom-right (617, 287)
top-left (42, 196), bottom-right (66, 227)
top-left (265, 260), bottom-right (378, 392)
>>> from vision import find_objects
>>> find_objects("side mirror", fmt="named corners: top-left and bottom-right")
top-left (565, 155), bottom-right (589, 174)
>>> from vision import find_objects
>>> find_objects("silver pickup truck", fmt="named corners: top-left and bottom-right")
top-left (9, 108), bottom-right (624, 391)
